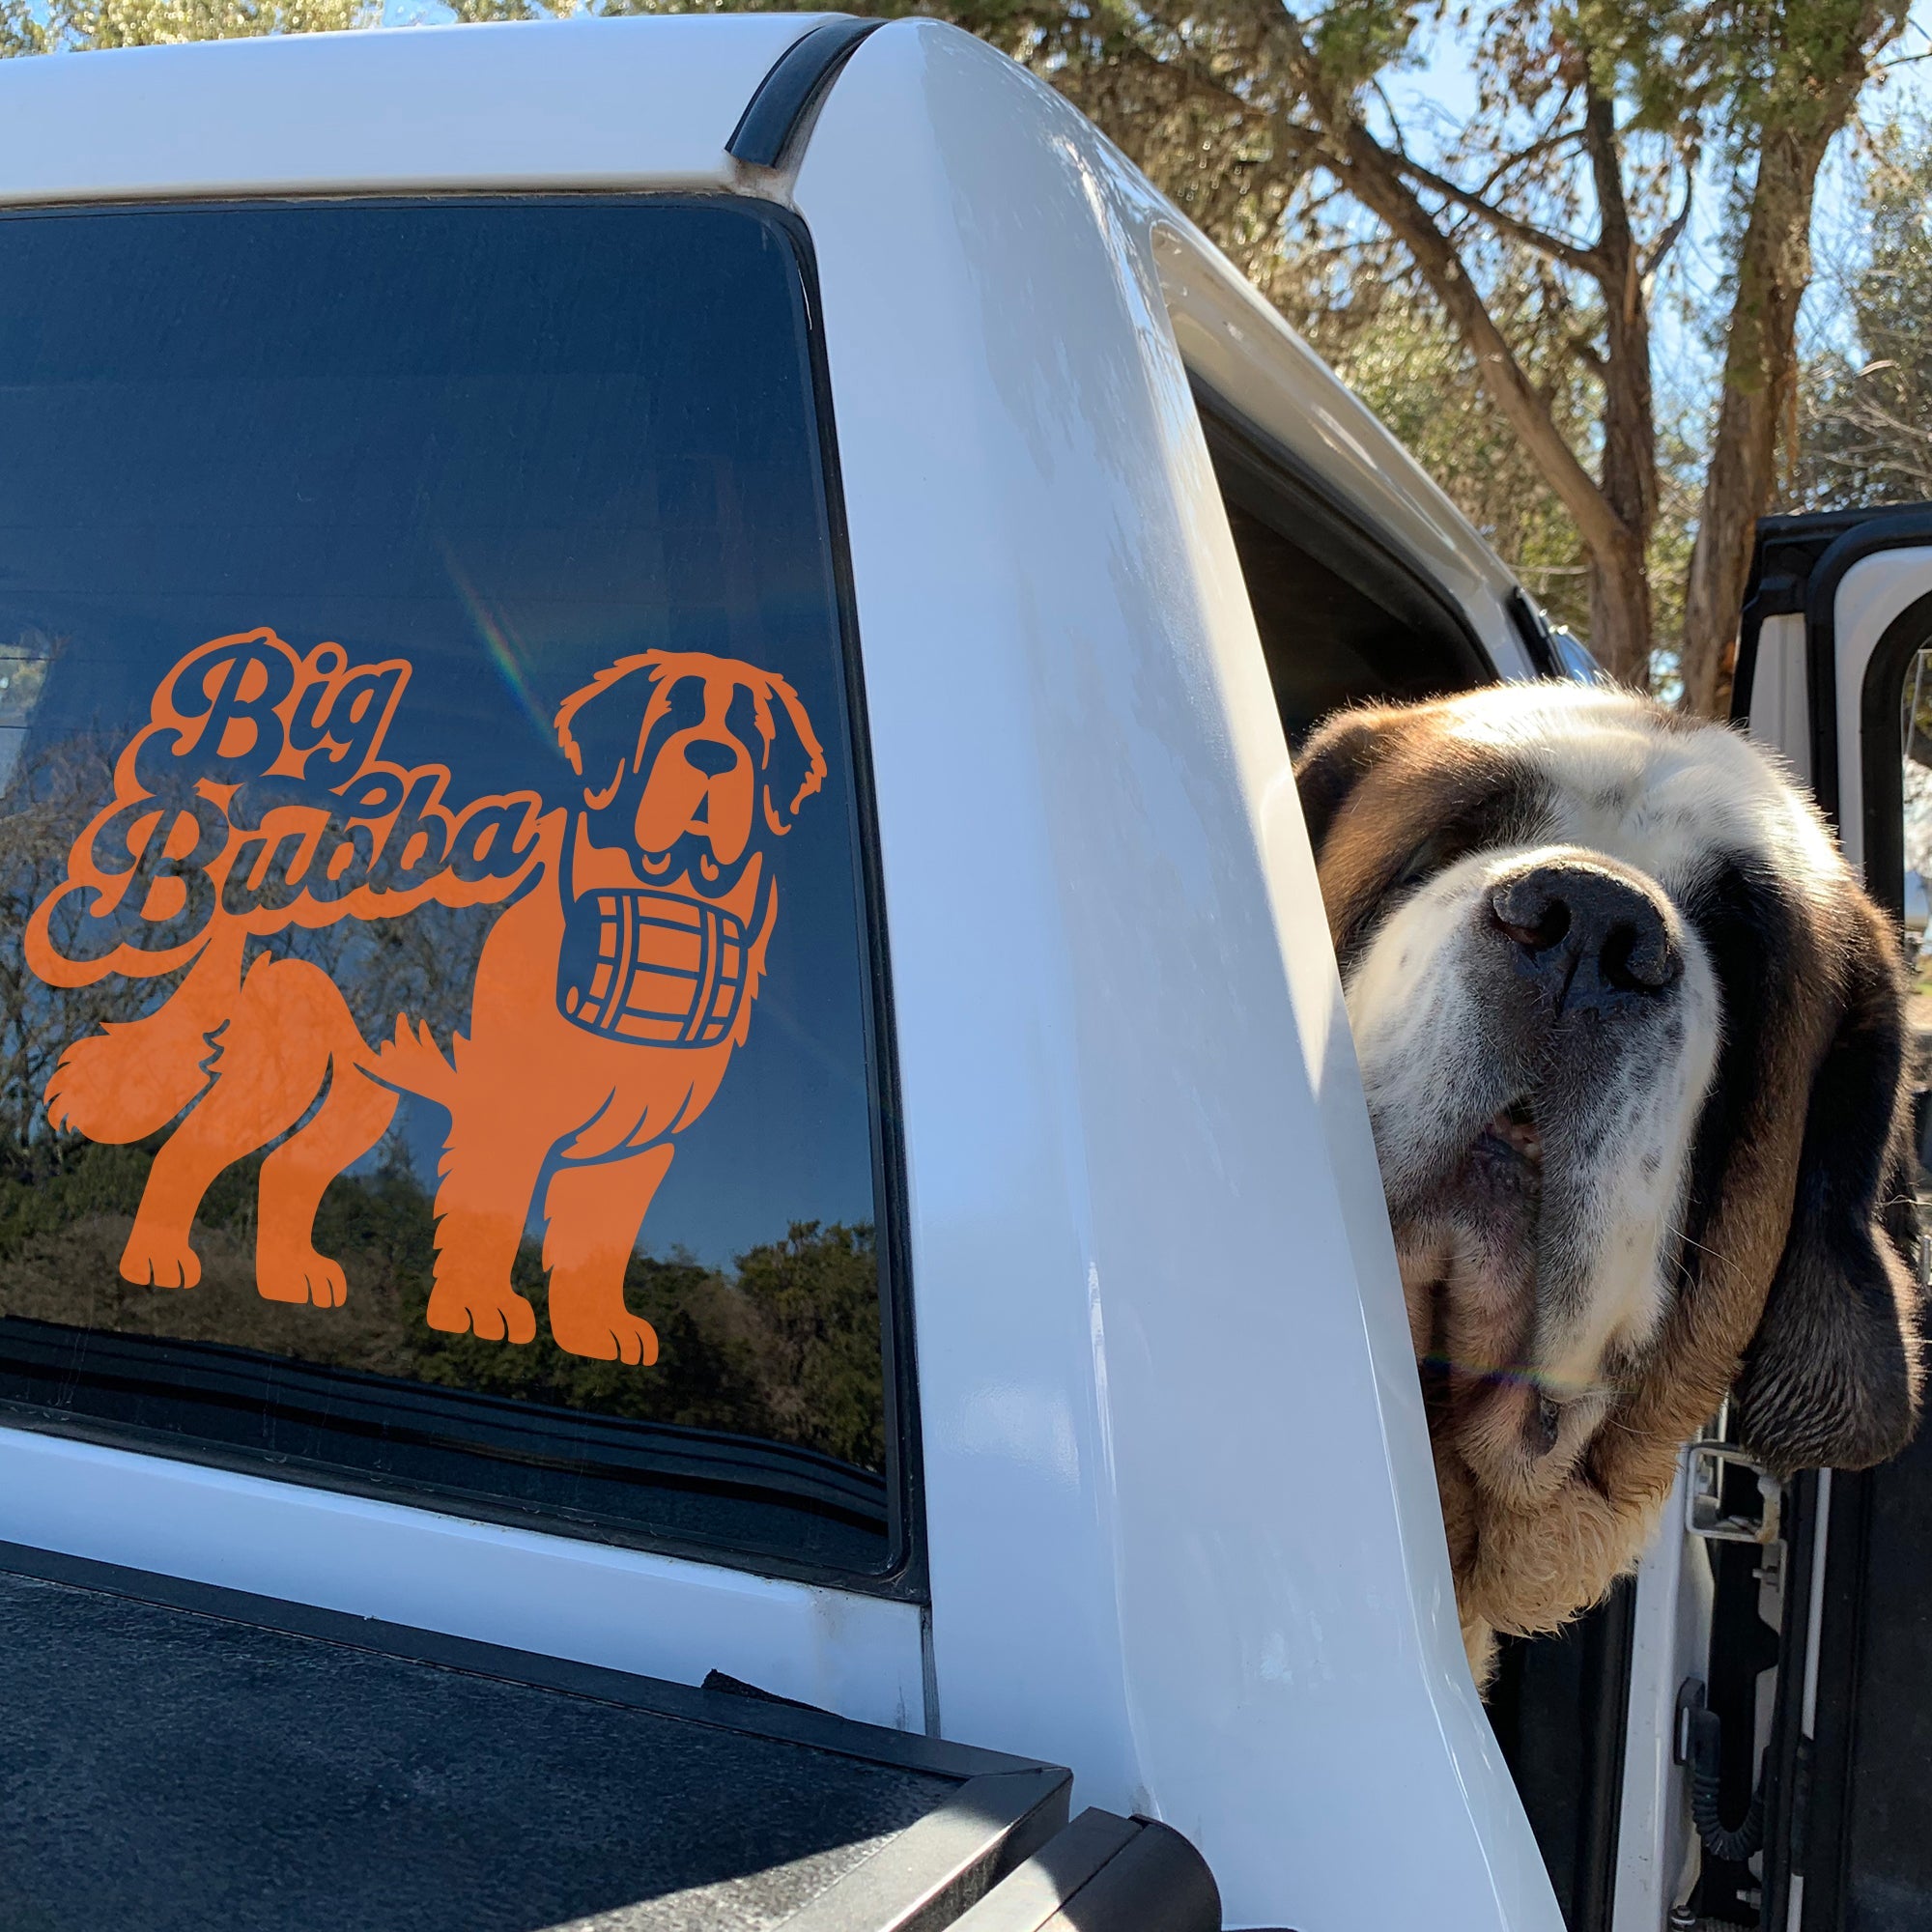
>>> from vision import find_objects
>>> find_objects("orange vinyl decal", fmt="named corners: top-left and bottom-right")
top-left (28, 634), bottom-right (828, 1360)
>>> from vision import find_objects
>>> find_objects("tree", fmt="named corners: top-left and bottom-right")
top-left (988, 0), bottom-right (1907, 709)
top-left (0, 0), bottom-right (367, 51)
top-left (1273, 228), bottom-right (1604, 640)
top-left (1795, 114), bottom-right (1932, 510)
top-left (1675, 1), bottom-right (1911, 712)
top-left (450, 0), bottom-right (1897, 711)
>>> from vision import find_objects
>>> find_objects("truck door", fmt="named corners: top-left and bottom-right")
top-left (1728, 504), bottom-right (1932, 1930)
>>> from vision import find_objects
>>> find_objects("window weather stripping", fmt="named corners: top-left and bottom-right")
top-left (727, 15), bottom-right (883, 170)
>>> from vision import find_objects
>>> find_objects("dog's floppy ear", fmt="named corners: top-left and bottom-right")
top-left (755, 671), bottom-right (828, 837)
top-left (1293, 704), bottom-right (1399, 858)
top-left (1736, 907), bottom-right (1925, 1474)
top-left (555, 656), bottom-right (659, 810)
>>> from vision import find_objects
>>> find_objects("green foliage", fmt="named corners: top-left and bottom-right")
top-left (0, 1133), bottom-right (888, 1471)
top-left (0, 0), bottom-right (373, 52)
top-left (1794, 116), bottom-right (1932, 511)
top-left (1301, 274), bottom-right (1598, 639)
top-left (1309, 0), bottom-right (1426, 95)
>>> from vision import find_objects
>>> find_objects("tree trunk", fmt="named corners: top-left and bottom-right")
top-left (1681, 6), bottom-right (1904, 718)
top-left (1321, 122), bottom-right (1654, 683)
top-left (1589, 551), bottom-right (1654, 688)
top-left (1680, 133), bottom-right (1831, 716)
top-left (1582, 83), bottom-right (1658, 693)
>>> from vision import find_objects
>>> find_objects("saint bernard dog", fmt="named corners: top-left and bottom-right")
top-left (1296, 680), bottom-right (1925, 1684)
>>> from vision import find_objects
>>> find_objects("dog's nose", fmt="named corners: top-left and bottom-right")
top-left (681, 738), bottom-right (737, 777)
top-left (1489, 860), bottom-right (1679, 1012)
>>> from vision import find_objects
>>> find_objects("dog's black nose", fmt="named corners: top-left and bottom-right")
top-left (681, 738), bottom-right (738, 777)
top-left (1490, 861), bottom-right (1679, 1012)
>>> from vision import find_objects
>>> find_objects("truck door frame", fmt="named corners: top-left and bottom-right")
top-left (1736, 503), bottom-right (1932, 1932)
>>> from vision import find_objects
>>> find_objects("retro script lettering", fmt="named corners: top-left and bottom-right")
top-left (26, 629), bottom-right (550, 987)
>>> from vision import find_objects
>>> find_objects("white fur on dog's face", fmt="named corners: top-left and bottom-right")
top-left (1334, 684), bottom-right (1843, 1503)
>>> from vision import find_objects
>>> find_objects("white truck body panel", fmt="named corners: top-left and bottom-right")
top-left (800, 24), bottom-right (1551, 1929)
top-left (0, 15), bottom-right (821, 200)
top-left (0, 1425), bottom-right (928, 1729)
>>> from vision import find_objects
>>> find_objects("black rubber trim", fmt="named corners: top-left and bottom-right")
top-left (950, 1809), bottom-right (1139, 1931)
top-left (1760, 1470), bottom-right (1829, 1931)
top-left (952, 1810), bottom-right (1222, 1932)
top-left (0, 1537), bottom-right (1047, 1783)
top-left (1189, 376), bottom-right (1499, 691)
top-left (0, 1317), bottom-right (886, 1528)
top-left (1576, 1578), bottom-right (1636, 1932)
top-left (1806, 509), bottom-right (1932, 826)
top-left (1858, 589), bottom-right (1932, 912)
top-left (779, 1767), bottom-right (1074, 1932)
top-left (727, 16), bottom-right (883, 170)
top-left (780, 197), bottom-right (931, 1607)
top-left (1508, 587), bottom-right (1562, 678)
top-left (1040, 1818), bottom-right (1220, 1932)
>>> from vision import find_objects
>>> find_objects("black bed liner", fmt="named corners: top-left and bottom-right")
top-left (0, 1542), bottom-right (1217, 1932)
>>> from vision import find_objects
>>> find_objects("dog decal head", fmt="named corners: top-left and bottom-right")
top-left (550, 652), bottom-right (828, 1048)
top-left (555, 652), bottom-right (826, 886)
top-left (1296, 681), bottom-right (1923, 1670)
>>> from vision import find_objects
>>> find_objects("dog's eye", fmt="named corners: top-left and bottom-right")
top-left (1393, 834), bottom-right (1451, 893)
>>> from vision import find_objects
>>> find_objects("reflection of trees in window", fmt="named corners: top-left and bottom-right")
top-left (0, 736), bottom-right (148, 1161)
top-left (0, 630), bottom-right (55, 797)
top-left (0, 1128), bottom-right (884, 1471)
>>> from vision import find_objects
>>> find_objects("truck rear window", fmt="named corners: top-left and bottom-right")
top-left (0, 197), bottom-right (910, 1586)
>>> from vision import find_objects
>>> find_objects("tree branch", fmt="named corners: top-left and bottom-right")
top-left (1469, 116), bottom-right (1585, 206)
top-left (1641, 168), bottom-right (1694, 280)
top-left (1332, 129), bottom-right (1634, 570)
top-left (1228, 0), bottom-right (1634, 579)
top-left (1389, 150), bottom-right (1603, 277)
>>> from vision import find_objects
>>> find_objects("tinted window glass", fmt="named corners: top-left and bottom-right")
top-left (0, 199), bottom-right (905, 1582)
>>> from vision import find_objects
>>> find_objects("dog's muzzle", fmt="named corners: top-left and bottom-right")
top-left (558, 888), bottom-right (746, 1047)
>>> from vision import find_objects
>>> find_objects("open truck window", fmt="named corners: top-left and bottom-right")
top-left (0, 197), bottom-right (913, 1589)
top-left (1190, 390), bottom-right (1496, 745)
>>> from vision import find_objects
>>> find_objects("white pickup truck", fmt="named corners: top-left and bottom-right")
top-left (1, 16), bottom-right (1928, 1932)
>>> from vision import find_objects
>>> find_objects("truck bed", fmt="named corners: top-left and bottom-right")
top-left (0, 1543), bottom-right (1216, 1932)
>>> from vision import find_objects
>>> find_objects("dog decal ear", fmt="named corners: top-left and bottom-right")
top-left (1736, 911), bottom-right (1926, 1473)
top-left (554, 657), bottom-right (658, 810)
top-left (1293, 703), bottom-right (1397, 858)
top-left (755, 669), bottom-right (828, 837)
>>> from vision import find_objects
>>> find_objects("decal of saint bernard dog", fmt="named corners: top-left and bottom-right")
top-left (1296, 680), bottom-right (1924, 1684)
top-left (26, 629), bottom-right (824, 1366)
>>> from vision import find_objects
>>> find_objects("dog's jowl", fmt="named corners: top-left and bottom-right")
top-left (26, 627), bottom-right (825, 1367)
top-left (1296, 680), bottom-right (1926, 1684)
